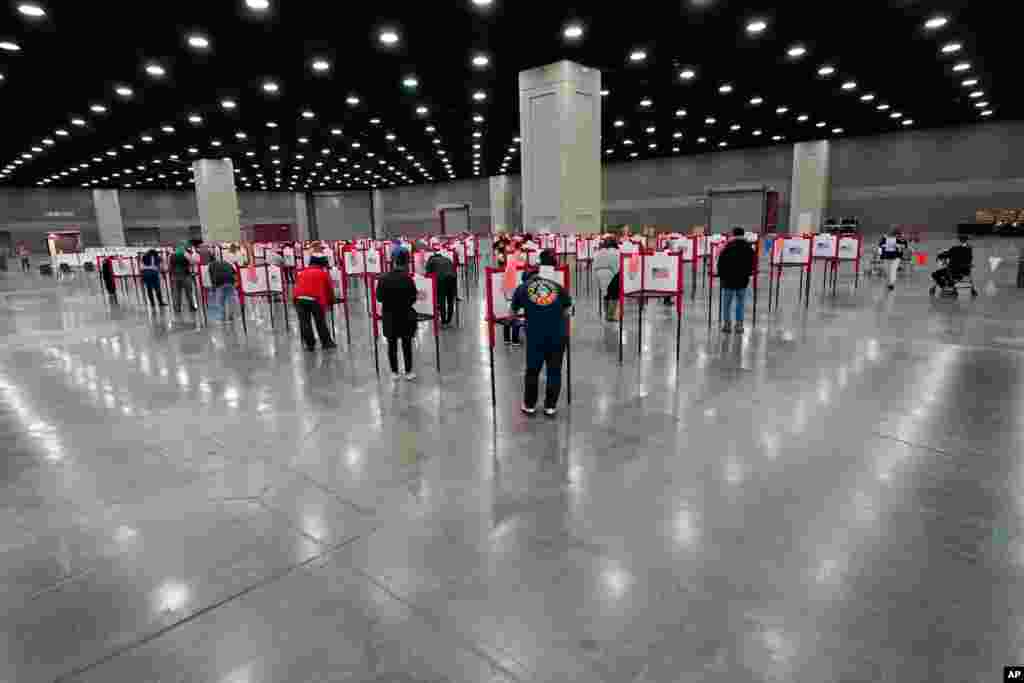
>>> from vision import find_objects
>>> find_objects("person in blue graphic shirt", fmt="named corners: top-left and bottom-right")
top-left (511, 249), bottom-right (573, 417)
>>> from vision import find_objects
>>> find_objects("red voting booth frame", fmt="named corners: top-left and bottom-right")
top-left (236, 264), bottom-right (291, 335)
top-left (768, 236), bottom-right (813, 312)
top-left (813, 233), bottom-right (864, 296)
top-left (368, 271), bottom-right (442, 378)
top-left (706, 237), bottom-right (762, 329)
top-left (484, 264), bottom-right (573, 415)
top-left (617, 252), bottom-right (685, 367)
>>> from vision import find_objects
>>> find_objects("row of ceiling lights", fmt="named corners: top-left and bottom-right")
top-left (921, 14), bottom-right (995, 119)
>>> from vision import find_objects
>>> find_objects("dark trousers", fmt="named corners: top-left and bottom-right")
top-left (387, 336), bottom-right (413, 373)
top-left (606, 273), bottom-right (621, 301)
top-left (524, 340), bottom-right (565, 410)
top-left (503, 321), bottom-right (521, 345)
top-left (143, 272), bottom-right (165, 306)
top-left (439, 275), bottom-right (457, 324)
top-left (295, 299), bottom-right (333, 348)
top-left (172, 277), bottom-right (196, 312)
top-left (21, 257), bottom-right (30, 272)
top-left (932, 267), bottom-right (965, 288)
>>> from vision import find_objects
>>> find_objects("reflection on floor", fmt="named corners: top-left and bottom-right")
top-left (2, 237), bottom-right (1023, 682)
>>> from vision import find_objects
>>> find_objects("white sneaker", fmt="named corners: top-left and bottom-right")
top-left (521, 404), bottom-right (536, 415)
top-left (544, 407), bottom-right (557, 417)
top-left (404, 372), bottom-right (417, 381)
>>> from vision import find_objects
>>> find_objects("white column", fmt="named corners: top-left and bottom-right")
top-left (372, 189), bottom-right (385, 239)
top-left (789, 141), bottom-right (831, 234)
top-left (92, 189), bottom-right (126, 246)
top-left (193, 159), bottom-right (241, 242)
top-left (293, 192), bottom-right (311, 241)
top-left (519, 61), bottom-right (602, 234)
top-left (489, 175), bottom-right (511, 234)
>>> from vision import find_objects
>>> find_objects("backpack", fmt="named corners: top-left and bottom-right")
top-left (210, 261), bottom-right (235, 287)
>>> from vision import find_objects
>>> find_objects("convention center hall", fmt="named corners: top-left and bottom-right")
top-left (2, 1), bottom-right (1023, 681)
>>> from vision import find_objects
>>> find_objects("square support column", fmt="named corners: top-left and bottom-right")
top-left (92, 189), bottom-right (126, 246)
top-left (489, 175), bottom-right (511, 234)
top-left (789, 141), bottom-right (831, 234)
top-left (519, 61), bottom-right (602, 234)
top-left (193, 159), bottom-right (241, 243)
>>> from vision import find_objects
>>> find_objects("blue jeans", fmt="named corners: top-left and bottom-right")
top-left (209, 285), bottom-right (238, 321)
top-left (721, 287), bottom-right (747, 323)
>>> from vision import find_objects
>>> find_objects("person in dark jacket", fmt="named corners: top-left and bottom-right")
top-left (878, 230), bottom-right (904, 291)
top-left (425, 248), bottom-right (457, 326)
top-left (716, 227), bottom-right (755, 334)
top-left (101, 256), bottom-right (118, 302)
top-left (375, 250), bottom-right (419, 380)
top-left (208, 255), bottom-right (237, 322)
top-left (169, 243), bottom-right (197, 313)
top-left (292, 260), bottom-right (336, 351)
top-left (140, 249), bottom-right (167, 308)
top-left (511, 249), bottom-right (573, 417)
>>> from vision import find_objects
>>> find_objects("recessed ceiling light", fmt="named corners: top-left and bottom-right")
top-left (17, 3), bottom-right (46, 17)
top-left (890, 112), bottom-right (902, 119)
top-left (187, 34), bottom-right (210, 49)
top-left (161, 125), bottom-right (175, 133)
top-left (235, 132), bottom-right (247, 140)
top-left (975, 101), bottom-right (990, 108)
top-left (860, 93), bottom-right (876, 102)
top-left (71, 117), bottom-right (86, 127)
top-left (345, 95), bottom-right (360, 106)
top-left (472, 90), bottom-right (487, 101)
top-left (331, 128), bottom-right (342, 135)
top-left (416, 105), bottom-right (429, 115)
top-left (645, 126), bottom-right (656, 134)
top-left (704, 117), bottom-right (716, 125)
top-left (817, 65), bottom-right (835, 77)
top-left (730, 124), bottom-right (742, 131)
top-left (41, 138), bottom-right (54, 145)
top-left (600, 89), bottom-right (609, 96)
top-left (925, 16), bottom-right (948, 30)
top-left (473, 114), bottom-right (485, 123)
top-left (718, 83), bottom-right (733, 94)
top-left (953, 62), bottom-right (971, 72)
top-left (266, 121), bottom-right (278, 128)
top-left (623, 139), bottom-right (634, 146)
top-left (246, 0), bottom-right (270, 9)
top-left (675, 109), bottom-right (687, 118)
top-left (877, 103), bottom-right (890, 110)
top-left (752, 130), bottom-right (763, 137)
top-left (90, 104), bottom-right (107, 113)
top-left (145, 63), bottom-right (165, 77)
top-left (749, 96), bottom-right (764, 105)
top-left (901, 119), bottom-right (914, 126)
top-left (302, 110), bottom-right (315, 119)
top-left (220, 98), bottom-right (237, 110)
top-left (832, 127), bottom-right (844, 134)
top-left (679, 68), bottom-right (696, 80)
top-left (841, 81), bottom-right (857, 91)
top-left (981, 109), bottom-right (993, 117)
top-left (0, 41), bottom-right (22, 51)
top-left (563, 23), bottom-right (583, 40)
top-left (776, 106), bottom-right (789, 114)
top-left (941, 42), bottom-right (962, 54)
top-left (718, 141), bottom-right (728, 148)
top-left (640, 98), bottom-right (653, 107)
top-left (629, 49), bottom-right (647, 62)
top-left (270, 144), bottom-right (280, 151)
top-left (188, 114), bottom-right (202, 124)
top-left (115, 86), bottom-right (133, 97)
top-left (787, 45), bottom-right (807, 58)
top-left (263, 80), bottom-right (279, 93)
top-left (402, 75), bottom-right (419, 89)
top-left (613, 119), bottom-right (625, 128)
top-left (426, 125), bottom-right (436, 132)
top-left (746, 18), bottom-right (767, 34)
top-left (969, 90), bottom-right (985, 99)
top-left (379, 29), bottom-right (399, 45)
top-left (797, 114), bottom-right (809, 122)
top-left (961, 78), bottom-right (979, 87)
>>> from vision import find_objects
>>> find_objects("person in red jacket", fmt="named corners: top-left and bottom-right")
top-left (292, 261), bottom-right (337, 351)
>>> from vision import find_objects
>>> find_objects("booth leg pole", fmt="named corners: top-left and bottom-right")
top-left (241, 301), bottom-right (248, 335)
top-left (805, 267), bottom-right (811, 308)
top-left (489, 340), bottom-right (497, 411)
top-left (269, 294), bottom-right (275, 330)
top-left (618, 308), bottom-right (624, 366)
top-left (435, 328), bottom-right (441, 374)
top-left (566, 336), bottom-right (572, 406)
top-left (330, 304), bottom-right (336, 339)
top-left (707, 278), bottom-right (714, 329)
top-left (372, 335), bottom-right (380, 377)
top-left (675, 308), bottom-right (682, 366)
top-left (344, 300), bottom-right (352, 347)
top-left (753, 278), bottom-right (759, 326)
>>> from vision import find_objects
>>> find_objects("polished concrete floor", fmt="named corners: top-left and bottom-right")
top-left (2, 237), bottom-right (1024, 683)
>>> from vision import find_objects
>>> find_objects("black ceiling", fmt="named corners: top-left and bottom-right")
top-left (0, 0), bottom-right (1015, 193)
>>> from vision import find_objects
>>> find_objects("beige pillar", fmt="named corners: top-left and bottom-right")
top-left (788, 141), bottom-right (831, 234)
top-left (489, 175), bottom-right (511, 234)
top-left (519, 61), bottom-right (602, 234)
top-left (92, 189), bottom-right (126, 246)
top-left (193, 159), bottom-right (241, 242)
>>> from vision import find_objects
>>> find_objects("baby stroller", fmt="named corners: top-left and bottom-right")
top-left (930, 254), bottom-right (977, 298)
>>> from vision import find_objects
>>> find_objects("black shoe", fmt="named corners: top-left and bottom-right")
top-left (159, 302), bottom-right (168, 307)
top-left (322, 343), bottom-right (337, 350)
top-left (305, 346), bottom-right (316, 352)
top-left (887, 284), bottom-right (895, 291)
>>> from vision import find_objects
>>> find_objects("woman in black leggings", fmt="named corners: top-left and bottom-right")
top-left (375, 251), bottom-right (419, 381)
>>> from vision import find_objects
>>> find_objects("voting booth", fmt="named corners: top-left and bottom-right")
top-left (617, 252), bottom-right (685, 366)
top-left (238, 264), bottom-right (288, 332)
top-left (817, 233), bottom-right (864, 294)
top-left (368, 272), bottom-right (441, 376)
top-left (769, 235), bottom-right (813, 311)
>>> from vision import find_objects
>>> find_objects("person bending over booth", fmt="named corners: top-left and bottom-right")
top-left (717, 227), bottom-right (756, 334)
top-left (931, 235), bottom-right (973, 293)
top-left (292, 259), bottom-right (337, 351)
top-left (511, 249), bottom-right (573, 417)
top-left (376, 250), bottom-right (418, 381)
top-left (593, 238), bottom-right (621, 322)
top-left (426, 247), bottom-right (457, 326)
top-left (169, 243), bottom-right (197, 313)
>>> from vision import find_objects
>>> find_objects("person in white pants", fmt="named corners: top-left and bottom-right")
top-left (879, 231), bottom-right (904, 291)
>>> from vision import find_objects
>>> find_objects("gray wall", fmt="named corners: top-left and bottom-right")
top-left (830, 121), bottom-right (1024, 235)
top-left (313, 192), bottom-right (373, 240)
top-left (0, 189), bottom-right (99, 253)
top-left (379, 179), bottom-right (492, 237)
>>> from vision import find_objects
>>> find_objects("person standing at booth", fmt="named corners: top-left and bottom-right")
top-left (717, 227), bottom-right (756, 334)
top-left (376, 250), bottom-right (418, 381)
top-left (593, 238), bottom-right (621, 322)
top-left (292, 259), bottom-right (337, 351)
top-left (140, 248), bottom-right (167, 308)
top-left (511, 249), bottom-right (573, 417)
top-left (101, 256), bottom-right (117, 302)
top-left (17, 244), bottom-right (31, 273)
top-left (169, 243), bottom-right (197, 313)
top-left (426, 247), bottom-right (457, 327)
top-left (208, 253), bottom-right (238, 322)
